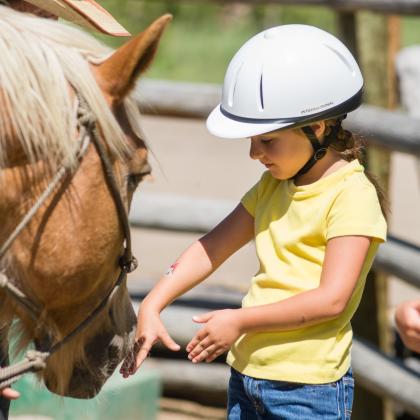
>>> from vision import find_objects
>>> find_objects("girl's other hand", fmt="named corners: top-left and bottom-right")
top-left (395, 299), bottom-right (420, 353)
top-left (186, 309), bottom-right (243, 363)
top-left (119, 310), bottom-right (180, 378)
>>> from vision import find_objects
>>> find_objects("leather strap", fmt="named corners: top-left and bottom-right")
top-left (294, 115), bottom-right (346, 178)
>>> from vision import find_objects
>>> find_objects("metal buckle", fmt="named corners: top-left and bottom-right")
top-left (314, 148), bottom-right (327, 161)
top-left (120, 255), bottom-right (138, 273)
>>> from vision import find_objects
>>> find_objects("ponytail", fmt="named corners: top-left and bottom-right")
top-left (325, 119), bottom-right (389, 219)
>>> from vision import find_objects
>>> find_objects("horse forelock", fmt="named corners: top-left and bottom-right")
top-left (0, 6), bottom-right (144, 171)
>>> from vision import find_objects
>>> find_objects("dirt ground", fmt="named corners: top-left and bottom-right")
top-left (158, 398), bottom-right (225, 420)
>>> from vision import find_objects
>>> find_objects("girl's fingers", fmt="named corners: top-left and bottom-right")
top-left (188, 337), bottom-right (212, 360)
top-left (186, 333), bottom-right (205, 353)
top-left (120, 339), bottom-right (142, 377)
top-left (205, 347), bottom-right (225, 363)
top-left (192, 311), bottom-right (215, 324)
top-left (191, 344), bottom-right (217, 363)
top-left (160, 330), bottom-right (181, 351)
top-left (135, 338), bottom-right (154, 370)
top-left (120, 337), bottom-right (154, 378)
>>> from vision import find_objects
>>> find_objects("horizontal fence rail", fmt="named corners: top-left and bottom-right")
top-left (374, 236), bottom-right (420, 289)
top-left (187, 0), bottom-right (420, 15)
top-left (135, 80), bottom-right (420, 156)
top-left (129, 192), bottom-right (235, 234)
top-left (130, 192), bottom-right (420, 289)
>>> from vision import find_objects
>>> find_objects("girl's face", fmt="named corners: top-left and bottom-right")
top-left (249, 128), bottom-right (312, 180)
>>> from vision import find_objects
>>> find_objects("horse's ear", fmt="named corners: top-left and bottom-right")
top-left (95, 14), bottom-right (172, 101)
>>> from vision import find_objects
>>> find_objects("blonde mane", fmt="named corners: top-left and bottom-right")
top-left (0, 5), bottom-right (143, 169)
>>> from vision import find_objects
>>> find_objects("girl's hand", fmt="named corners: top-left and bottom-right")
top-left (395, 299), bottom-right (420, 353)
top-left (120, 309), bottom-right (180, 378)
top-left (186, 309), bottom-right (243, 363)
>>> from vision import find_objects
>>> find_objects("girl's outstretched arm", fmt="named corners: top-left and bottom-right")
top-left (187, 235), bottom-right (372, 363)
top-left (120, 203), bottom-right (254, 375)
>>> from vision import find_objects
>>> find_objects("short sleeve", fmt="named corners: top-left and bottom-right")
top-left (241, 181), bottom-right (259, 217)
top-left (326, 180), bottom-right (387, 242)
top-left (240, 172), bottom-right (270, 217)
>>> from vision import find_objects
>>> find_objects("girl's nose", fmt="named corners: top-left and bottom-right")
top-left (249, 140), bottom-right (264, 160)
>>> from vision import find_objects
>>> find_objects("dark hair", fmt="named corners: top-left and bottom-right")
top-left (324, 118), bottom-right (389, 219)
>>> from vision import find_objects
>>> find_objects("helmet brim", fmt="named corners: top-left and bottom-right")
top-left (206, 105), bottom-right (294, 139)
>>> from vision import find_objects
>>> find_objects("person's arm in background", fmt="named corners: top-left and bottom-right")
top-left (0, 389), bottom-right (19, 400)
top-left (395, 299), bottom-right (420, 353)
top-left (120, 204), bottom-right (254, 376)
top-left (0, 347), bottom-right (20, 404)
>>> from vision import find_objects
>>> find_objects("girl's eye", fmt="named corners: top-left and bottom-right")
top-left (261, 139), bottom-right (273, 145)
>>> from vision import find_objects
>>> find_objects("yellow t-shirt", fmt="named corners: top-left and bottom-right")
top-left (227, 159), bottom-right (387, 384)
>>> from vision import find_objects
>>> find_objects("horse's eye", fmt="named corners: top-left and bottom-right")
top-left (127, 173), bottom-right (145, 191)
top-left (126, 165), bottom-right (151, 191)
top-left (127, 174), bottom-right (143, 191)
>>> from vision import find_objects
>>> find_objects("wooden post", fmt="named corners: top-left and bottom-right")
top-left (352, 11), bottom-right (400, 420)
top-left (337, 12), bottom-right (359, 58)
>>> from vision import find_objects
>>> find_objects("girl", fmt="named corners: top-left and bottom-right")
top-left (121, 24), bottom-right (387, 419)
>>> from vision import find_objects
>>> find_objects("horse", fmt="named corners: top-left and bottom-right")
top-left (0, 6), bottom-right (171, 398)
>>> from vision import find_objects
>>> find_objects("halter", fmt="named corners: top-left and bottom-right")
top-left (0, 94), bottom-right (138, 389)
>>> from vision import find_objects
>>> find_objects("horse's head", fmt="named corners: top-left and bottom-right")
top-left (0, 7), bottom-right (171, 398)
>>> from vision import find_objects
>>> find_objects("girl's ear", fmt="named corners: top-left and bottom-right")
top-left (310, 121), bottom-right (326, 140)
top-left (94, 14), bottom-right (172, 102)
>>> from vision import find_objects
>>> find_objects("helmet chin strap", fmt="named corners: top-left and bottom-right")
top-left (294, 115), bottom-right (346, 178)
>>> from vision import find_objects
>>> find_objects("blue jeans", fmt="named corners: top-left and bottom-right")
top-left (227, 367), bottom-right (354, 419)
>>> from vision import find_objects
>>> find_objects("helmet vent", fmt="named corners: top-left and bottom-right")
top-left (259, 73), bottom-right (265, 111)
top-left (324, 44), bottom-right (354, 74)
top-left (228, 62), bottom-right (244, 106)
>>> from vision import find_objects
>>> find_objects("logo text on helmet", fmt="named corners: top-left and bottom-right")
top-left (301, 102), bottom-right (334, 115)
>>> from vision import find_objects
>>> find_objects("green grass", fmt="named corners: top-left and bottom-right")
top-left (402, 16), bottom-right (420, 46)
top-left (94, 1), bottom-right (336, 83)
top-left (93, 1), bottom-right (420, 83)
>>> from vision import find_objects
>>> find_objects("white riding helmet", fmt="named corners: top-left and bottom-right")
top-left (206, 24), bottom-right (363, 139)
